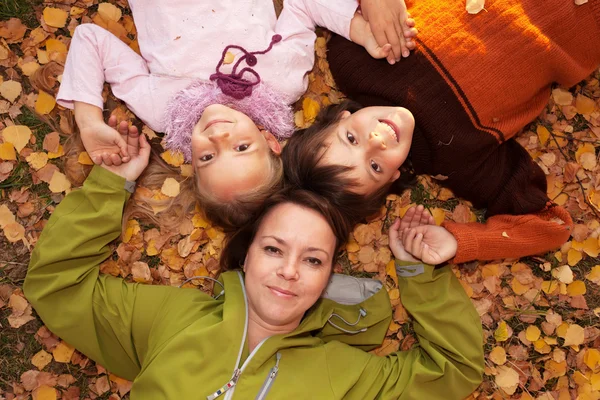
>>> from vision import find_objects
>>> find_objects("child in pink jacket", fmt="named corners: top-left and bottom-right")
top-left (58, 0), bottom-right (416, 229)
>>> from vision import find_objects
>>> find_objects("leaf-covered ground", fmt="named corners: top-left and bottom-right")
top-left (1, 1), bottom-right (600, 399)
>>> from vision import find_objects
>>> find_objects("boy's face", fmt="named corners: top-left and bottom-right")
top-left (320, 106), bottom-right (415, 195)
top-left (191, 104), bottom-right (281, 201)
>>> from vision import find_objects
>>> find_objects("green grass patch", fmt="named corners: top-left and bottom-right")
top-left (0, 0), bottom-right (43, 29)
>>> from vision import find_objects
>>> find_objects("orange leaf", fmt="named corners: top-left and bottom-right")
top-left (566, 280), bottom-right (586, 296)
top-left (31, 350), bottom-right (52, 370)
top-left (586, 265), bottom-right (600, 285)
top-left (302, 97), bottom-right (320, 124)
top-left (160, 150), bottom-right (184, 167)
top-left (0, 142), bottom-right (16, 160)
top-left (567, 248), bottom-right (583, 266)
top-left (77, 151), bottom-right (94, 165)
top-left (52, 341), bottom-right (74, 363)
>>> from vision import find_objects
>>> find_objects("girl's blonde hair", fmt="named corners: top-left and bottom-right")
top-left (64, 133), bottom-right (284, 233)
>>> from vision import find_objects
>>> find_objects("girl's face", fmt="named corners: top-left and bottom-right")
top-left (191, 104), bottom-right (281, 201)
top-left (243, 203), bottom-right (335, 330)
top-left (321, 107), bottom-right (415, 195)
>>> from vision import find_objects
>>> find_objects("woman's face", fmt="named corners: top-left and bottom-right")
top-left (320, 106), bottom-right (415, 195)
top-left (191, 104), bottom-right (281, 201)
top-left (243, 203), bottom-right (336, 329)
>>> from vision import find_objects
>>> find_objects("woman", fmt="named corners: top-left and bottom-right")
top-left (57, 0), bottom-right (415, 230)
top-left (24, 127), bottom-right (483, 399)
top-left (283, 0), bottom-right (600, 263)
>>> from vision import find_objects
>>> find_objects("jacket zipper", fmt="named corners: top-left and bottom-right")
top-left (254, 352), bottom-right (281, 400)
top-left (207, 272), bottom-right (248, 400)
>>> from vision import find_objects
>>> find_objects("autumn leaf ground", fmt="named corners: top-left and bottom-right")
top-left (1, 1), bottom-right (600, 399)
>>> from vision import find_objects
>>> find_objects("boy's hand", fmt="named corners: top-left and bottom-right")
top-left (100, 119), bottom-right (150, 182)
top-left (80, 115), bottom-right (130, 166)
top-left (360, 0), bottom-right (418, 64)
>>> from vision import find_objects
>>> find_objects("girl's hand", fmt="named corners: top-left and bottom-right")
top-left (400, 205), bottom-right (435, 231)
top-left (360, 0), bottom-right (418, 64)
top-left (400, 225), bottom-right (458, 265)
top-left (80, 115), bottom-right (130, 166)
top-left (389, 218), bottom-right (420, 263)
top-left (100, 119), bottom-right (150, 182)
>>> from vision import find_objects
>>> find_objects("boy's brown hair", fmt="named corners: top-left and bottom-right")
top-left (282, 100), bottom-right (416, 226)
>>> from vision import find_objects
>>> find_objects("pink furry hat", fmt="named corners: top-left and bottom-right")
top-left (163, 80), bottom-right (294, 162)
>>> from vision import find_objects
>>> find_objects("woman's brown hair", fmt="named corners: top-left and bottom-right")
top-left (220, 187), bottom-right (353, 270)
top-left (282, 100), bottom-right (416, 227)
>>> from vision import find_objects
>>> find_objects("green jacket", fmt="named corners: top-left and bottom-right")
top-left (24, 166), bottom-right (484, 399)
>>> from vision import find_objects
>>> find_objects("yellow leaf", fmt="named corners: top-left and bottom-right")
top-left (582, 237), bottom-right (599, 257)
top-left (576, 94), bottom-right (596, 115)
top-left (580, 152), bottom-right (597, 171)
top-left (2, 125), bottom-right (31, 152)
top-left (495, 366), bottom-right (519, 395)
top-left (161, 177), bottom-right (180, 197)
top-left (48, 171), bottom-right (71, 193)
top-left (385, 259), bottom-right (398, 286)
top-left (510, 277), bottom-right (530, 295)
top-left (556, 322), bottom-right (570, 338)
top-left (567, 248), bottom-right (583, 266)
top-left (494, 321), bottom-right (509, 342)
top-left (489, 346), bottom-right (507, 365)
top-left (223, 51), bottom-right (235, 64)
top-left (541, 280), bottom-right (559, 294)
top-left (346, 240), bottom-right (360, 253)
top-left (47, 144), bottom-right (64, 159)
top-left (537, 125), bottom-right (550, 146)
top-left (0, 80), bottom-right (22, 103)
top-left (302, 97), bottom-right (320, 124)
top-left (43, 7), bottom-right (68, 28)
top-left (98, 3), bottom-right (122, 22)
top-left (525, 325), bottom-right (541, 342)
top-left (31, 349), bottom-right (53, 370)
top-left (52, 341), bottom-right (74, 363)
top-left (552, 88), bottom-right (573, 106)
top-left (45, 38), bottom-right (67, 54)
top-left (552, 265), bottom-right (573, 284)
top-left (533, 338), bottom-right (551, 354)
top-left (0, 204), bottom-right (15, 228)
top-left (123, 219), bottom-right (140, 243)
top-left (3, 222), bottom-right (25, 243)
top-left (566, 280), bottom-right (586, 296)
top-left (26, 152), bottom-right (48, 171)
top-left (465, 0), bottom-right (485, 14)
top-left (146, 239), bottom-right (159, 256)
top-left (575, 143), bottom-right (595, 163)
top-left (77, 151), bottom-right (94, 165)
top-left (37, 49), bottom-right (49, 64)
top-left (430, 208), bottom-right (446, 226)
top-left (35, 90), bottom-right (56, 115)
top-left (563, 324), bottom-right (585, 347)
top-left (160, 150), bottom-right (184, 167)
top-left (192, 213), bottom-right (210, 228)
top-left (585, 265), bottom-right (600, 285)
top-left (34, 385), bottom-right (57, 400)
top-left (180, 164), bottom-right (193, 177)
top-left (70, 6), bottom-right (85, 17)
top-left (0, 142), bottom-right (16, 160)
top-left (20, 61), bottom-right (40, 77)
top-left (584, 348), bottom-right (600, 371)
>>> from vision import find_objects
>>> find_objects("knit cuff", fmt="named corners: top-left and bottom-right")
top-left (443, 221), bottom-right (480, 264)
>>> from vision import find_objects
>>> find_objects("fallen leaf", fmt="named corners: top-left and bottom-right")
top-left (465, 0), bottom-right (485, 14)
top-left (563, 324), bottom-right (585, 346)
top-left (98, 3), bottom-right (122, 22)
top-left (489, 346), bottom-right (507, 365)
top-left (586, 265), bottom-right (600, 284)
top-left (567, 248), bottom-right (583, 266)
top-left (35, 90), bottom-right (56, 114)
top-left (0, 80), bottom-right (22, 102)
top-left (552, 88), bottom-right (574, 106)
top-left (26, 152), bottom-right (48, 170)
top-left (48, 171), bottom-right (71, 193)
top-left (42, 131), bottom-right (60, 153)
top-left (161, 150), bottom-right (184, 167)
top-left (302, 97), bottom-right (320, 123)
top-left (566, 280), bottom-right (586, 296)
top-left (494, 321), bottom-right (510, 342)
top-left (0, 142), bottom-right (16, 160)
top-left (495, 366), bottom-right (519, 395)
top-left (223, 51), bottom-right (235, 64)
top-left (552, 265), bottom-right (574, 284)
top-left (131, 261), bottom-right (152, 283)
top-left (77, 151), bottom-right (94, 165)
top-left (576, 94), bottom-right (596, 114)
top-left (3, 125), bottom-right (32, 152)
top-left (31, 350), bottom-right (53, 370)
top-left (34, 385), bottom-right (57, 400)
top-left (52, 341), bottom-right (74, 363)
top-left (42, 7), bottom-right (68, 28)
top-left (0, 204), bottom-right (15, 227)
top-left (3, 221), bottom-right (25, 242)
top-left (161, 177), bottom-right (180, 197)
top-left (526, 325), bottom-right (541, 342)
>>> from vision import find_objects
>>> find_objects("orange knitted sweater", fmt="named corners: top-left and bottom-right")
top-left (327, 0), bottom-right (600, 263)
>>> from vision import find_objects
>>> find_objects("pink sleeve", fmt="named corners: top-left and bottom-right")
top-left (276, 0), bottom-right (358, 41)
top-left (57, 24), bottom-right (162, 131)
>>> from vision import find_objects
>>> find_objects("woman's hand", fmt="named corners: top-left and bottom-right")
top-left (100, 118), bottom-right (150, 182)
top-left (360, 0), bottom-right (418, 63)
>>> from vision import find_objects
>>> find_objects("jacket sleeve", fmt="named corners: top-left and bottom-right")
top-left (326, 262), bottom-right (484, 399)
top-left (444, 203), bottom-right (573, 264)
top-left (23, 166), bottom-right (208, 380)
